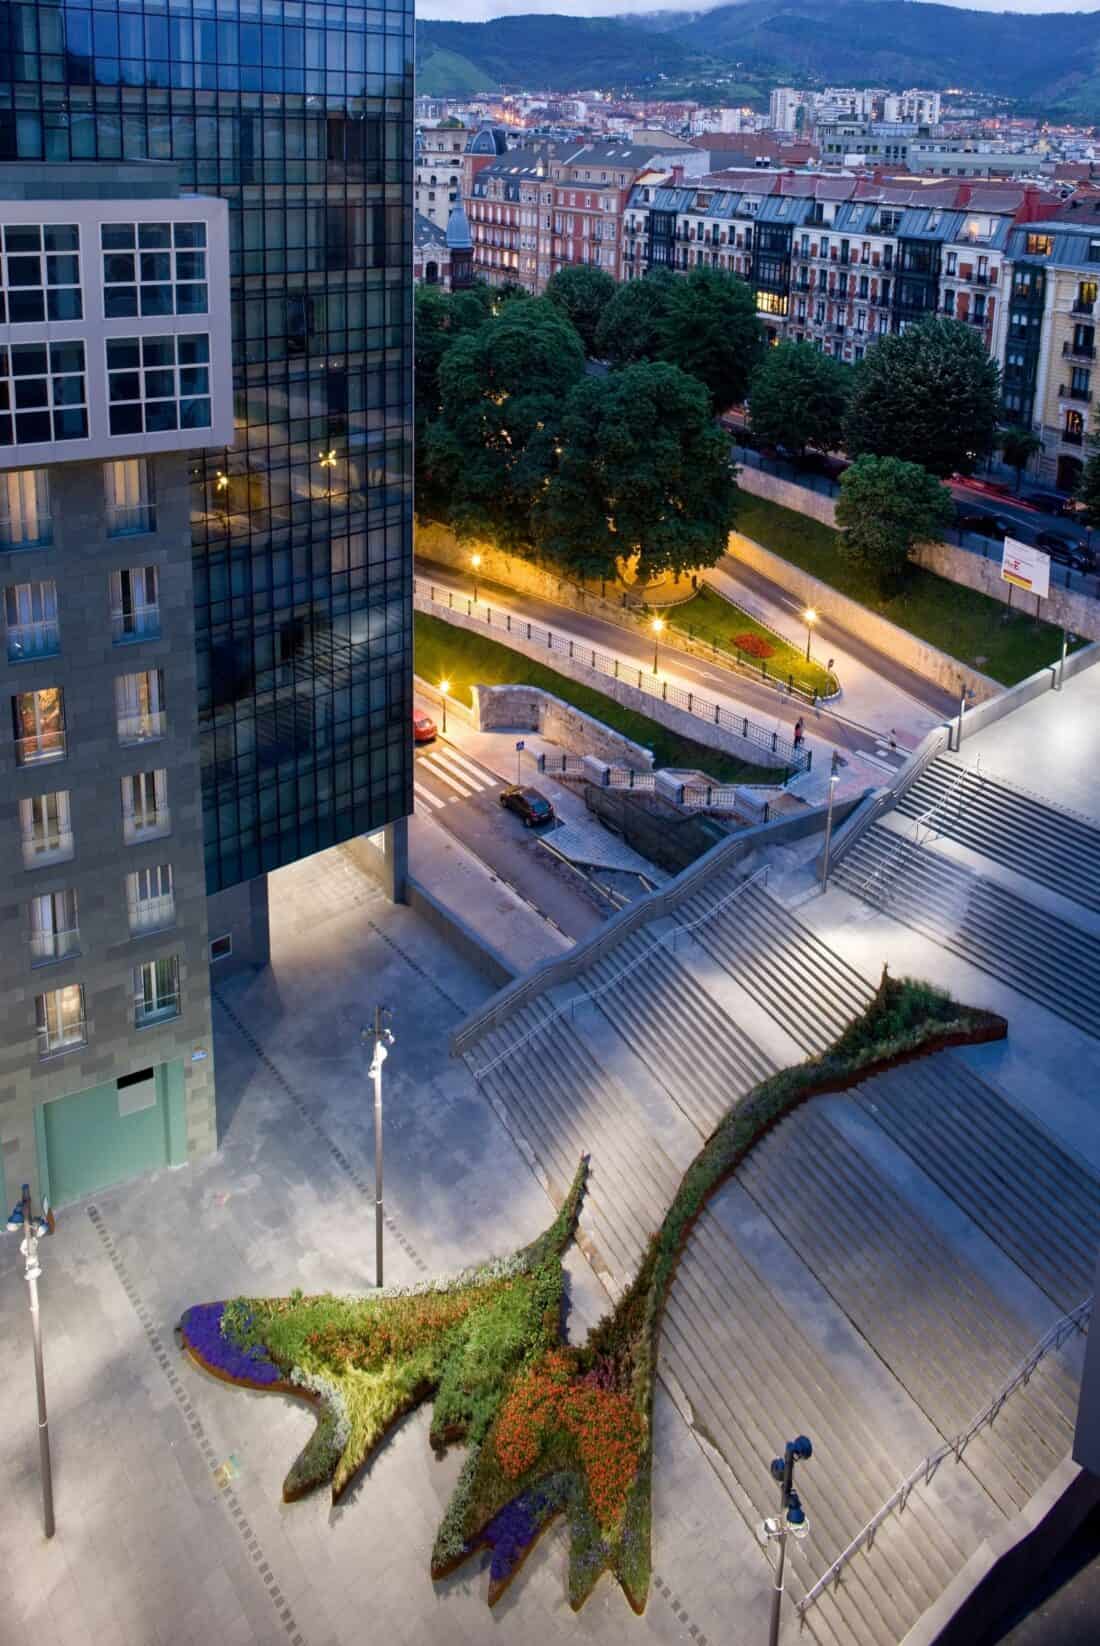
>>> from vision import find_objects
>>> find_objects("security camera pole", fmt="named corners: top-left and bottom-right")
top-left (763, 1434), bottom-right (812, 1646)
top-left (14, 1182), bottom-right (55, 1538)
top-left (362, 1007), bottom-right (394, 1288)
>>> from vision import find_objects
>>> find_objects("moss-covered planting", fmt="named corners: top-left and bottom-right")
top-left (180, 972), bottom-right (1005, 1613)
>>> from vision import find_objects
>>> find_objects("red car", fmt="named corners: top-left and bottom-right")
top-left (413, 710), bottom-right (437, 744)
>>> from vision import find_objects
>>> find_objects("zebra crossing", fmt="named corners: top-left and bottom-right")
top-left (414, 741), bottom-right (501, 811)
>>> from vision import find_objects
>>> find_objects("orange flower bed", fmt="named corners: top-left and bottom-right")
top-left (494, 1350), bottom-right (644, 1527)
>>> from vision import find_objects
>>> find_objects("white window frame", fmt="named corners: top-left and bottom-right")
top-left (5, 577), bottom-right (59, 662)
top-left (104, 457), bottom-right (156, 536)
top-left (110, 566), bottom-right (160, 645)
top-left (126, 863), bottom-right (175, 935)
top-left (29, 887), bottom-right (80, 965)
top-left (35, 983), bottom-right (86, 1056)
top-left (0, 467), bottom-right (51, 547)
top-left (12, 685), bottom-right (65, 764)
top-left (115, 669), bottom-right (165, 745)
top-left (134, 954), bottom-right (181, 1027)
top-left (20, 789), bottom-right (73, 866)
top-left (122, 768), bottom-right (169, 841)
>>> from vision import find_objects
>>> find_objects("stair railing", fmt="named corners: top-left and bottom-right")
top-left (796, 1292), bottom-right (1092, 1621)
top-left (855, 757), bottom-right (982, 904)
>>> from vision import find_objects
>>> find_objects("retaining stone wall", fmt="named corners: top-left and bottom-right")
top-left (472, 683), bottom-right (656, 769)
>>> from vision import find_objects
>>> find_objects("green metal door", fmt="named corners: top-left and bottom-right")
top-left (37, 1062), bottom-right (186, 1207)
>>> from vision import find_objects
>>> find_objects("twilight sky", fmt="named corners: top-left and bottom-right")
top-left (417, 1), bottom-right (1100, 18)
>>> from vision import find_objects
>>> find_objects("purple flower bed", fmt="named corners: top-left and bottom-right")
top-left (180, 1302), bottom-right (281, 1386)
top-left (484, 1480), bottom-right (568, 1584)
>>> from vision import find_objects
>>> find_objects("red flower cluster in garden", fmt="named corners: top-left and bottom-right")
top-left (306, 1284), bottom-right (507, 1370)
top-left (494, 1350), bottom-right (644, 1527)
top-left (733, 632), bottom-right (775, 659)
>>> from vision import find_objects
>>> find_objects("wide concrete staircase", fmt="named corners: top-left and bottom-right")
top-left (833, 822), bottom-right (1100, 1038)
top-left (895, 756), bottom-right (1100, 914)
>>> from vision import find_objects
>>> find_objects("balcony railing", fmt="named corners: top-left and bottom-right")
top-left (111, 606), bottom-right (160, 644)
top-left (37, 1018), bottom-right (86, 1057)
top-left (117, 709), bottom-right (165, 745)
top-left (0, 517), bottom-right (52, 550)
top-left (1063, 340), bottom-right (1097, 359)
top-left (1062, 428), bottom-right (1085, 446)
top-left (107, 504), bottom-right (155, 537)
top-left (15, 728), bottom-right (66, 765)
top-left (123, 808), bottom-right (170, 842)
top-left (1073, 299), bottom-right (1096, 316)
top-left (7, 617), bottom-right (60, 662)
top-left (129, 893), bottom-right (176, 935)
top-left (1060, 384), bottom-right (1093, 403)
top-left (135, 991), bottom-right (180, 1028)
top-left (30, 927), bottom-right (80, 966)
top-left (21, 829), bottom-right (73, 868)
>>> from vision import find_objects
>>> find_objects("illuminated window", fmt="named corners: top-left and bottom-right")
top-left (756, 291), bottom-right (788, 317)
top-left (1025, 233), bottom-right (1054, 256)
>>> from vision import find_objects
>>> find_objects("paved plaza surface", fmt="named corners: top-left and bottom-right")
top-left (0, 844), bottom-right (769, 1646)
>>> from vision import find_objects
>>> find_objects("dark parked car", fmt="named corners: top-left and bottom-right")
top-left (1035, 531), bottom-right (1095, 573)
top-left (954, 509), bottom-right (1012, 541)
top-left (499, 786), bottom-right (556, 828)
top-left (1021, 490), bottom-right (1071, 517)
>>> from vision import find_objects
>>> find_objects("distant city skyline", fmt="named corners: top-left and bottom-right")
top-left (418, 0), bottom-right (1100, 19)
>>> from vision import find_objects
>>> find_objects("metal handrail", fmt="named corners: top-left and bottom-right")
top-left (797, 1294), bottom-right (1093, 1618)
top-left (855, 758), bottom-right (979, 901)
top-left (468, 865), bottom-right (769, 1079)
top-left (414, 577), bottom-right (811, 776)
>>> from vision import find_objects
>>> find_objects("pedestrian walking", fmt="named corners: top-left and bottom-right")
top-left (793, 717), bottom-right (805, 748)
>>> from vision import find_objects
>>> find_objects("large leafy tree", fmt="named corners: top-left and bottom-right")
top-left (998, 425), bottom-right (1044, 493)
top-left (1080, 421), bottom-right (1100, 531)
top-left (835, 455), bottom-right (954, 594)
top-left (844, 317), bottom-right (1001, 478)
top-left (424, 297), bottom-right (585, 550)
top-left (748, 341), bottom-right (851, 456)
top-left (414, 281), bottom-right (496, 517)
top-left (655, 266), bottom-right (764, 412)
top-left (533, 360), bottom-right (738, 582)
top-left (594, 269), bottom-right (677, 367)
top-left (545, 264), bottom-right (617, 355)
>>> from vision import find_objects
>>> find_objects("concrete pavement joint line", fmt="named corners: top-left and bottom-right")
top-left (333, 844), bottom-right (471, 1017)
top-left (652, 1572), bottom-right (708, 1643)
top-left (212, 990), bottom-right (430, 1275)
top-left (85, 1204), bottom-right (308, 1646)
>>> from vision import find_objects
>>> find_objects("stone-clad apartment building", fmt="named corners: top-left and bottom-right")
top-left (0, 164), bottom-right (231, 1212)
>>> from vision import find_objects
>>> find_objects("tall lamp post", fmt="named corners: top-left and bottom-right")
top-left (6, 1183), bottom-right (55, 1538)
top-left (362, 1008), bottom-right (394, 1289)
top-left (439, 678), bottom-right (450, 735)
top-left (651, 615), bottom-right (665, 674)
top-left (803, 607), bottom-right (817, 663)
top-left (820, 751), bottom-right (841, 890)
top-left (760, 1434), bottom-right (813, 1646)
top-left (470, 552), bottom-right (482, 606)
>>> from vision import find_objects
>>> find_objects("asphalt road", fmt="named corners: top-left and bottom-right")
top-left (413, 735), bottom-right (608, 942)
top-left (417, 559), bottom-right (950, 771)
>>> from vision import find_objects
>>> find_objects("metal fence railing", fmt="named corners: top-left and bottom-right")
top-left (415, 577), bottom-right (812, 778)
top-left (535, 752), bottom-right (771, 822)
top-left (797, 1294), bottom-right (1093, 1619)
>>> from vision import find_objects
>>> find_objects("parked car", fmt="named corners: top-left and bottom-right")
top-left (953, 509), bottom-right (1012, 541)
top-left (412, 710), bottom-right (437, 744)
top-left (1020, 489), bottom-right (1071, 517)
top-left (1034, 531), bottom-right (1095, 573)
top-left (498, 786), bottom-right (555, 828)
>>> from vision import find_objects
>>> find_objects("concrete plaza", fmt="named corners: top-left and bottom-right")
top-left (0, 842), bottom-right (769, 1646)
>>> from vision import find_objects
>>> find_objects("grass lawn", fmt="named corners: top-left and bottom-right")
top-left (734, 493), bottom-right (1078, 688)
top-left (414, 611), bottom-right (786, 785)
top-left (667, 585), bottom-right (837, 697)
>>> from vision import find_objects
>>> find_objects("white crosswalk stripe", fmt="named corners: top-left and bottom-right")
top-left (416, 744), bottom-right (499, 801)
top-left (413, 781), bottom-right (443, 811)
top-left (432, 744), bottom-right (497, 787)
top-left (418, 758), bottom-right (477, 799)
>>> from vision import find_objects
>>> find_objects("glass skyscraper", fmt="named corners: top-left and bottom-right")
top-left (2, 0), bottom-right (414, 894)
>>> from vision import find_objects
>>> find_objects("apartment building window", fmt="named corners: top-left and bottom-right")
top-left (12, 685), bottom-right (64, 764)
top-left (134, 955), bottom-right (180, 1027)
top-left (1070, 366), bottom-right (1091, 400)
top-left (0, 468), bottom-right (50, 547)
top-left (1064, 410), bottom-right (1085, 445)
top-left (1026, 233), bottom-right (1054, 256)
top-left (105, 458), bottom-right (155, 536)
top-left (102, 221), bottom-right (208, 317)
top-left (20, 790), bottom-right (72, 867)
top-left (106, 334), bottom-right (211, 435)
top-left (29, 887), bottom-right (79, 965)
top-left (122, 769), bottom-right (169, 842)
top-left (110, 567), bottom-right (160, 644)
top-left (115, 670), bottom-right (165, 745)
top-left (0, 223), bottom-right (81, 322)
top-left (942, 289), bottom-right (955, 316)
top-left (5, 579), bottom-right (59, 661)
top-left (944, 251), bottom-right (957, 276)
top-left (0, 342), bottom-right (88, 446)
top-left (36, 983), bottom-right (86, 1055)
top-left (1077, 281), bottom-right (1098, 315)
top-left (126, 864), bottom-right (175, 935)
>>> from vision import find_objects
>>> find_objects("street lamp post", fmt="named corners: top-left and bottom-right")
top-left (6, 1183), bottom-right (55, 1538)
top-left (361, 1008), bottom-right (394, 1289)
top-left (439, 679), bottom-right (450, 735)
top-left (470, 552), bottom-right (482, 606)
top-left (820, 751), bottom-right (841, 890)
top-left (803, 607), bottom-right (817, 663)
top-left (761, 1435), bottom-right (812, 1646)
top-left (651, 615), bottom-right (665, 674)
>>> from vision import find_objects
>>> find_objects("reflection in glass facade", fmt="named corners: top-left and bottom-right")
top-left (6, 0), bottom-right (414, 890)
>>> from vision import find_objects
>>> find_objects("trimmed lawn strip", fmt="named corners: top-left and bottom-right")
top-left (734, 492), bottom-right (1076, 687)
top-left (666, 584), bottom-right (836, 696)
top-left (414, 610), bottom-right (783, 785)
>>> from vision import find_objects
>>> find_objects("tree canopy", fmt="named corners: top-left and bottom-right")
top-left (544, 264), bottom-right (618, 355)
top-left (594, 269), bottom-right (677, 368)
top-left (654, 266), bottom-right (764, 412)
top-left (748, 341), bottom-right (851, 456)
top-left (997, 425), bottom-right (1044, 493)
top-left (844, 317), bottom-right (1001, 478)
top-left (835, 455), bottom-right (954, 593)
top-left (424, 297), bottom-right (586, 551)
top-left (1079, 422), bottom-right (1100, 531)
top-left (532, 360), bottom-right (739, 583)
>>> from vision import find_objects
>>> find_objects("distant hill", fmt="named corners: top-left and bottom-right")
top-left (417, 45), bottom-right (497, 99)
top-left (415, 4), bottom-right (1100, 120)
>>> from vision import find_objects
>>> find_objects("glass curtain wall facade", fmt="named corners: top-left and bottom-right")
top-left (2, 0), bottom-right (415, 890)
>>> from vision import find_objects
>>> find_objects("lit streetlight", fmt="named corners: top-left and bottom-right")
top-left (760, 1434), bottom-right (812, 1646)
top-left (803, 607), bottom-right (817, 663)
top-left (6, 1183), bottom-right (54, 1538)
top-left (470, 552), bottom-right (482, 605)
top-left (651, 615), bottom-right (665, 674)
top-left (319, 448), bottom-right (337, 499)
top-left (439, 678), bottom-right (451, 735)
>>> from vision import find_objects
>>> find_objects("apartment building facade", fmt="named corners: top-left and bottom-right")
top-left (0, 166), bottom-right (231, 1214)
top-left (415, 121), bottom-right (468, 231)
